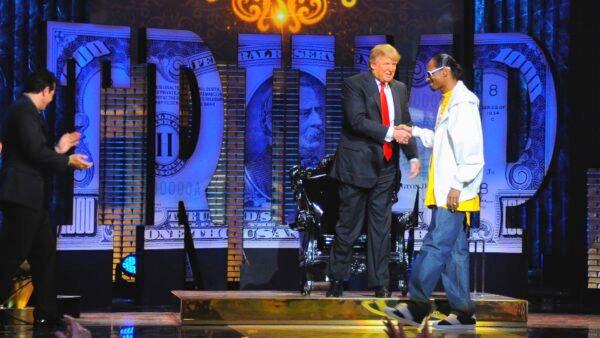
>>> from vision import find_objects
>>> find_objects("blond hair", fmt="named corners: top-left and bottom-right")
top-left (369, 44), bottom-right (401, 66)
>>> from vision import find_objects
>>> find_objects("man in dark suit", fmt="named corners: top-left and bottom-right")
top-left (327, 44), bottom-right (420, 297)
top-left (0, 69), bottom-right (92, 327)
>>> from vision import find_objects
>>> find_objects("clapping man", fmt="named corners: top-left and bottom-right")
top-left (0, 69), bottom-right (92, 328)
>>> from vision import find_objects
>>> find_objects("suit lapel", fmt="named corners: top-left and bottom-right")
top-left (363, 72), bottom-right (382, 121)
top-left (391, 83), bottom-right (402, 125)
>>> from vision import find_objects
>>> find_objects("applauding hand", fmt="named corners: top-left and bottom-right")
top-left (68, 154), bottom-right (93, 170)
top-left (55, 132), bottom-right (81, 154)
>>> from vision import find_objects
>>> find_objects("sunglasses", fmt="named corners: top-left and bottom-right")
top-left (426, 66), bottom-right (447, 78)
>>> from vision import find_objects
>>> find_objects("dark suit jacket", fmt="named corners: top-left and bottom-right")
top-left (0, 95), bottom-right (69, 210)
top-left (329, 71), bottom-right (418, 189)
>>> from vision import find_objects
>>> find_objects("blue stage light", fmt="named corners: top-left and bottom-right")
top-left (119, 326), bottom-right (134, 337)
top-left (121, 255), bottom-right (136, 276)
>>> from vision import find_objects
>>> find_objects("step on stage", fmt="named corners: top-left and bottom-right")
top-left (173, 291), bottom-right (527, 327)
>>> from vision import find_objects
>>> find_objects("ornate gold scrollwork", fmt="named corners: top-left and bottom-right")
top-left (211, 0), bottom-right (356, 33)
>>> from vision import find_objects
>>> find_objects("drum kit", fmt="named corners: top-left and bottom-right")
top-left (289, 155), bottom-right (417, 295)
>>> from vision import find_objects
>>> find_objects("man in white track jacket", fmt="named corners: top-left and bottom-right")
top-left (384, 54), bottom-right (484, 330)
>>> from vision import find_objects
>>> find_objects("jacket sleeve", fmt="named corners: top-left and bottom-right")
top-left (401, 138), bottom-right (419, 161)
top-left (342, 78), bottom-right (389, 143)
top-left (15, 112), bottom-right (69, 174)
top-left (447, 101), bottom-right (485, 190)
top-left (399, 85), bottom-right (419, 160)
top-left (412, 126), bottom-right (434, 148)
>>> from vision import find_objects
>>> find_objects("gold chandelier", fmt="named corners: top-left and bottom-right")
top-left (207, 0), bottom-right (357, 33)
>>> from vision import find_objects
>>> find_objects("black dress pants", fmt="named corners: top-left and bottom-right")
top-left (328, 162), bottom-right (396, 288)
top-left (0, 202), bottom-right (57, 320)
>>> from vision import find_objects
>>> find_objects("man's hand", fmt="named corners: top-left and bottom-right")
top-left (447, 188), bottom-right (461, 211)
top-left (409, 160), bottom-right (421, 179)
top-left (383, 317), bottom-right (432, 337)
top-left (392, 128), bottom-right (411, 144)
top-left (68, 154), bottom-right (93, 169)
top-left (54, 315), bottom-right (92, 338)
top-left (55, 132), bottom-right (81, 154)
top-left (395, 124), bottom-right (413, 133)
top-left (383, 318), bottom-right (407, 338)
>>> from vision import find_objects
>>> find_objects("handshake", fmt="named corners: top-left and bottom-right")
top-left (392, 124), bottom-right (413, 144)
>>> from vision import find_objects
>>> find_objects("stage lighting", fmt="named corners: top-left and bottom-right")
top-left (277, 11), bottom-right (286, 22)
top-left (119, 326), bottom-right (134, 338)
top-left (120, 254), bottom-right (137, 277)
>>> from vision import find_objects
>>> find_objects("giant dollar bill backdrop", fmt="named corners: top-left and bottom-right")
top-left (292, 35), bottom-right (335, 169)
top-left (238, 34), bottom-right (291, 248)
top-left (47, 21), bottom-right (130, 251)
top-left (395, 33), bottom-right (557, 253)
top-left (45, 21), bottom-right (556, 255)
top-left (145, 28), bottom-right (227, 250)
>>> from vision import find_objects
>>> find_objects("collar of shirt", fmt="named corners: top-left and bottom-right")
top-left (23, 94), bottom-right (42, 114)
top-left (375, 78), bottom-right (388, 90)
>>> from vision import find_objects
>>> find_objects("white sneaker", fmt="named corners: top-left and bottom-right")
top-left (383, 303), bottom-right (426, 327)
top-left (431, 313), bottom-right (476, 330)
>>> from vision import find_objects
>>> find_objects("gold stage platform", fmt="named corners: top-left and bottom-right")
top-left (173, 291), bottom-right (528, 327)
top-left (0, 307), bottom-right (33, 325)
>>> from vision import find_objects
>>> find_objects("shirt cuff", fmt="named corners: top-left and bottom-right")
top-left (412, 126), bottom-right (422, 138)
top-left (450, 178), bottom-right (465, 191)
top-left (384, 126), bottom-right (394, 142)
top-left (409, 158), bottom-right (420, 164)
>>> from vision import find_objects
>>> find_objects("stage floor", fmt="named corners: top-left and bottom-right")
top-left (173, 291), bottom-right (528, 327)
top-left (1, 291), bottom-right (599, 337)
top-left (1, 312), bottom-right (600, 337)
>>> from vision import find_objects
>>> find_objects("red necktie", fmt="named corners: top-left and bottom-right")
top-left (379, 82), bottom-right (392, 161)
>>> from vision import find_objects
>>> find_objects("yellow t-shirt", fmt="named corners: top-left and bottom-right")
top-left (424, 90), bottom-right (479, 223)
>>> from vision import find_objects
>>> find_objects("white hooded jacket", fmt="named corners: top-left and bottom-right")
top-left (412, 81), bottom-right (484, 205)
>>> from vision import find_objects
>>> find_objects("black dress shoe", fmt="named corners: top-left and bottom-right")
top-left (326, 280), bottom-right (343, 297)
top-left (374, 286), bottom-right (391, 298)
